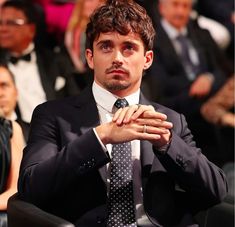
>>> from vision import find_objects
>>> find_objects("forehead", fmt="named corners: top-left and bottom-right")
top-left (0, 67), bottom-right (14, 83)
top-left (94, 32), bottom-right (144, 45)
top-left (1, 7), bottom-right (27, 19)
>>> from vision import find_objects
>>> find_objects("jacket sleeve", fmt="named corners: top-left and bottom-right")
top-left (18, 103), bottom-right (110, 206)
top-left (155, 111), bottom-right (228, 207)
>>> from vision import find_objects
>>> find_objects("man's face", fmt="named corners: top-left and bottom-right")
top-left (0, 67), bottom-right (17, 118)
top-left (0, 7), bottom-right (35, 53)
top-left (85, 32), bottom-right (153, 97)
top-left (159, 0), bottom-right (192, 30)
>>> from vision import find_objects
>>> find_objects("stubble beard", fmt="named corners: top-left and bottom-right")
top-left (104, 80), bottom-right (131, 92)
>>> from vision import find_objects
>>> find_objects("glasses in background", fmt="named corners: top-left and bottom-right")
top-left (0, 19), bottom-right (28, 27)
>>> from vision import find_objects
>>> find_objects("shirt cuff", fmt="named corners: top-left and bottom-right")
top-left (204, 72), bottom-right (215, 83)
top-left (93, 128), bottom-right (108, 152)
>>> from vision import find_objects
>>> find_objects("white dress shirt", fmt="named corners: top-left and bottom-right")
top-left (8, 43), bottom-right (47, 123)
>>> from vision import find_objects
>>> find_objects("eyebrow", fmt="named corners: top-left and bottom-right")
top-left (96, 39), bottom-right (140, 47)
top-left (96, 40), bottom-right (112, 46)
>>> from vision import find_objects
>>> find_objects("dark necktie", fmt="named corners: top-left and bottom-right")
top-left (9, 53), bottom-right (31, 64)
top-left (176, 35), bottom-right (200, 81)
top-left (107, 98), bottom-right (136, 227)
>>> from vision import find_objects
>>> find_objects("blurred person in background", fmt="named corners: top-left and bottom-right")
top-left (0, 63), bottom-right (29, 140)
top-left (65, 0), bottom-right (104, 73)
top-left (0, 109), bottom-right (24, 227)
top-left (64, 0), bottom-right (105, 91)
top-left (144, 0), bottom-right (229, 165)
top-left (0, 1), bottom-right (79, 125)
top-left (33, 0), bottom-right (76, 46)
top-left (201, 74), bottom-right (234, 166)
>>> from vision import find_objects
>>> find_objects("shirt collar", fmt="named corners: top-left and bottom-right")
top-left (161, 18), bottom-right (187, 40)
top-left (6, 111), bottom-right (17, 121)
top-left (92, 81), bottom-right (140, 113)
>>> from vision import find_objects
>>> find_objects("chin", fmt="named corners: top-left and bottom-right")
top-left (105, 81), bottom-right (131, 92)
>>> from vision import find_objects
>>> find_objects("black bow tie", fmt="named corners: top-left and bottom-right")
top-left (9, 53), bottom-right (31, 64)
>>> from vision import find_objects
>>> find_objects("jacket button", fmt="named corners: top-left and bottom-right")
top-left (96, 216), bottom-right (104, 224)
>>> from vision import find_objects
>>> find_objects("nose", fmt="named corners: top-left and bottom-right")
top-left (112, 50), bottom-right (123, 68)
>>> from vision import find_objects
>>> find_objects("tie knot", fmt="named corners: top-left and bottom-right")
top-left (114, 98), bottom-right (129, 109)
top-left (176, 34), bottom-right (187, 42)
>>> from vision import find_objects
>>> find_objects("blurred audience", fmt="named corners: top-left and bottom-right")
top-left (0, 114), bottom-right (24, 227)
top-left (0, 64), bottom-right (29, 141)
top-left (0, 1), bottom-right (79, 124)
top-left (197, 0), bottom-right (234, 62)
top-left (201, 75), bottom-right (234, 128)
top-left (193, 14), bottom-right (231, 51)
top-left (144, 0), bottom-right (228, 164)
top-left (64, 0), bottom-right (104, 90)
top-left (33, 0), bottom-right (76, 45)
top-left (65, 0), bottom-right (104, 73)
top-left (139, 0), bottom-right (232, 51)
top-left (201, 74), bottom-right (234, 165)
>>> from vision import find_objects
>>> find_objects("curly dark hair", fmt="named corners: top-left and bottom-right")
top-left (86, 0), bottom-right (156, 51)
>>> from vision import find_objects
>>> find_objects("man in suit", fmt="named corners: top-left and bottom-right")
top-left (0, 63), bottom-right (28, 141)
top-left (0, 1), bottom-right (79, 125)
top-left (144, 0), bottom-right (227, 163)
top-left (18, 0), bottom-right (227, 226)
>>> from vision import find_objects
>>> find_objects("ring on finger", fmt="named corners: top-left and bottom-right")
top-left (143, 124), bottom-right (147, 133)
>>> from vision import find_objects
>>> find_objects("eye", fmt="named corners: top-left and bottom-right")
top-left (122, 43), bottom-right (137, 56)
top-left (0, 82), bottom-right (9, 89)
top-left (100, 42), bottom-right (112, 53)
top-left (124, 44), bottom-right (134, 51)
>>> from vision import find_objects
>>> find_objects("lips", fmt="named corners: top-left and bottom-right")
top-left (108, 70), bottom-right (128, 75)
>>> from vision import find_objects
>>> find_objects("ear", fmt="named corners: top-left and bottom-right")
top-left (85, 49), bottom-right (94, 70)
top-left (143, 50), bottom-right (153, 70)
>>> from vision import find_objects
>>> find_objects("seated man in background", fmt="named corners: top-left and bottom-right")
top-left (18, 0), bottom-right (227, 226)
top-left (0, 63), bottom-right (29, 141)
top-left (0, 1), bottom-right (79, 125)
top-left (144, 0), bottom-right (228, 165)
top-left (0, 111), bottom-right (24, 227)
top-left (201, 74), bottom-right (235, 166)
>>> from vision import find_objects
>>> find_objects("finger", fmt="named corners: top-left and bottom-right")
top-left (136, 118), bottom-right (173, 129)
top-left (131, 105), bottom-right (155, 120)
top-left (123, 105), bottom-right (139, 123)
top-left (141, 111), bottom-right (168, 121)
top-left (112, 108), bottom-right (124, 122)
top-left (115, 107), bottom-right (130, 125)
top-left (146, 126), bottom-right (171, 135)
top-left (136, 131), bottom-right (161, 140)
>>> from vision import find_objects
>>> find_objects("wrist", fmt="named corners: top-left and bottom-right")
top-left (154, 131), bottom-right (172, 155)
top-left (96, 124), bottom-right (109, 145)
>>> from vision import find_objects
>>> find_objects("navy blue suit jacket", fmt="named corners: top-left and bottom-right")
top-left (18, 87), bottom-right (227, 226)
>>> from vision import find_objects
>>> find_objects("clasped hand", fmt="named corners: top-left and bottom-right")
top-left (96, 104), bottom-right (173, 149)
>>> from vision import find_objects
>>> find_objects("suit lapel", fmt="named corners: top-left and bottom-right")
top-left (73, 87), bottom-right (100, 135)
top-left (36, 50), bottom-right (57, 100)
